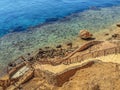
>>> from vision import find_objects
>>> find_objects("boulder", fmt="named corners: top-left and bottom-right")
top-left (79, 30), bottom-right (93, 39)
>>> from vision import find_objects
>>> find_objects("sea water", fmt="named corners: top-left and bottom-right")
top-left (0, 0), bottom-right (120, 68)
top-left (0, 0), bottom-right (120, 37)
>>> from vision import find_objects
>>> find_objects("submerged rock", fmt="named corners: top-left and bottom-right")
top-left (56, 45), bottom-right (62, 48)
top-left (79, 30), bottom-right (93, 40)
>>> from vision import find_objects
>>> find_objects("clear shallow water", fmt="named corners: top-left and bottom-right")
top-left (1, 0), bottom-right (120, 69)
top-left (0, 0), bottom-right (120, 37)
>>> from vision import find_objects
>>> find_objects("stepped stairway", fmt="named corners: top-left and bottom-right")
top-left (1, 41), bottom-right (120, 89)
top-left (96, 54), bottom-right (120, 64)
top-left (34, 53), bottom-right (120, 75)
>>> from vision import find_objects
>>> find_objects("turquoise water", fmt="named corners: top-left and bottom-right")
top-left (0, 0), bottom-right (120, 37)
top-left (1, 0), bottom-right (120, 69)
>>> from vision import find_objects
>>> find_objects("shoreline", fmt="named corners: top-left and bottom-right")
top-left (0, 24), bottom-right (119, 70)
top-left (1, 32), bottom-right (120, 89)
top-left (0, 5), bottom-right (120, 69)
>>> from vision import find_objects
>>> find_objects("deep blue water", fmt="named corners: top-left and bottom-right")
top-left (0, 0), bottom-right (120, 37)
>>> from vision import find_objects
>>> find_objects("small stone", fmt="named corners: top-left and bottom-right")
top-left (116, 23), bottom-right (120, 27)
top-left (67, 42), bottom-right (72, 46)
top-left (8, 62), bottom-right (16, 67)
top-left (56, 45), bottom-right (62, 48)
top-left (105, 33), bottom-right (109, 36)
top-left (67, 42), bottom-right (72, 48)
top-left (112, 34), bottom-right (119, 38)
top-left (44, 47), bottom-right (50, 49)
top-left (27, 53), bottom-right (31, 56)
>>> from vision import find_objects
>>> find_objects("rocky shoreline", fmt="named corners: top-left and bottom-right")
top-left (0, 23), bottom-right (120, 88)
top-left (0, 22), bottom-right (120, 74)
top-left (0, 5), bottom-right (120, 69)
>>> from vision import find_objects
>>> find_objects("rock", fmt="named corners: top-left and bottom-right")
top-left (92, 85), bottom-right (100, 90)
top-left (105, 33), bottom-right (109, 36)
top-left (116, 23), bottom-right (120, 27)
top-left (27, 53), bottom-right (31, 56)
top-left (8, 62), bottom-right (16, 67)
top-left (112, 34), bottom-right (119, 38)
top-left (28, 57), bottom-right (34, 62)
top-left (67, 42), bottom-right (72, 48)
top-left (56, 45), bottom-right (62, 48)
top-left (79, 30), bottom-right (93, 39)
top-left (67, 42), bottom-right (72, 46)
top-left (44, 46), bottom-right (50, 49)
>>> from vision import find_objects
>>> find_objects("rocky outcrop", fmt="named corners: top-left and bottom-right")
top-left (53, 61), bottom-right (96, 87)
top-left (32, 60), bottom-right (97, 87)
top-left (79, 30), bottom-right (93, 40)
top-left (7, 69), bottom-right (34, 90)
top-left (58, 62), bottom-right (120, 90)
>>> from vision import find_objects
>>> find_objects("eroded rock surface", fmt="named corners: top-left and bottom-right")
top-left (18, 62), bottom-right (120, 90)
top-left (58, 62), bottom-right (120, 90)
